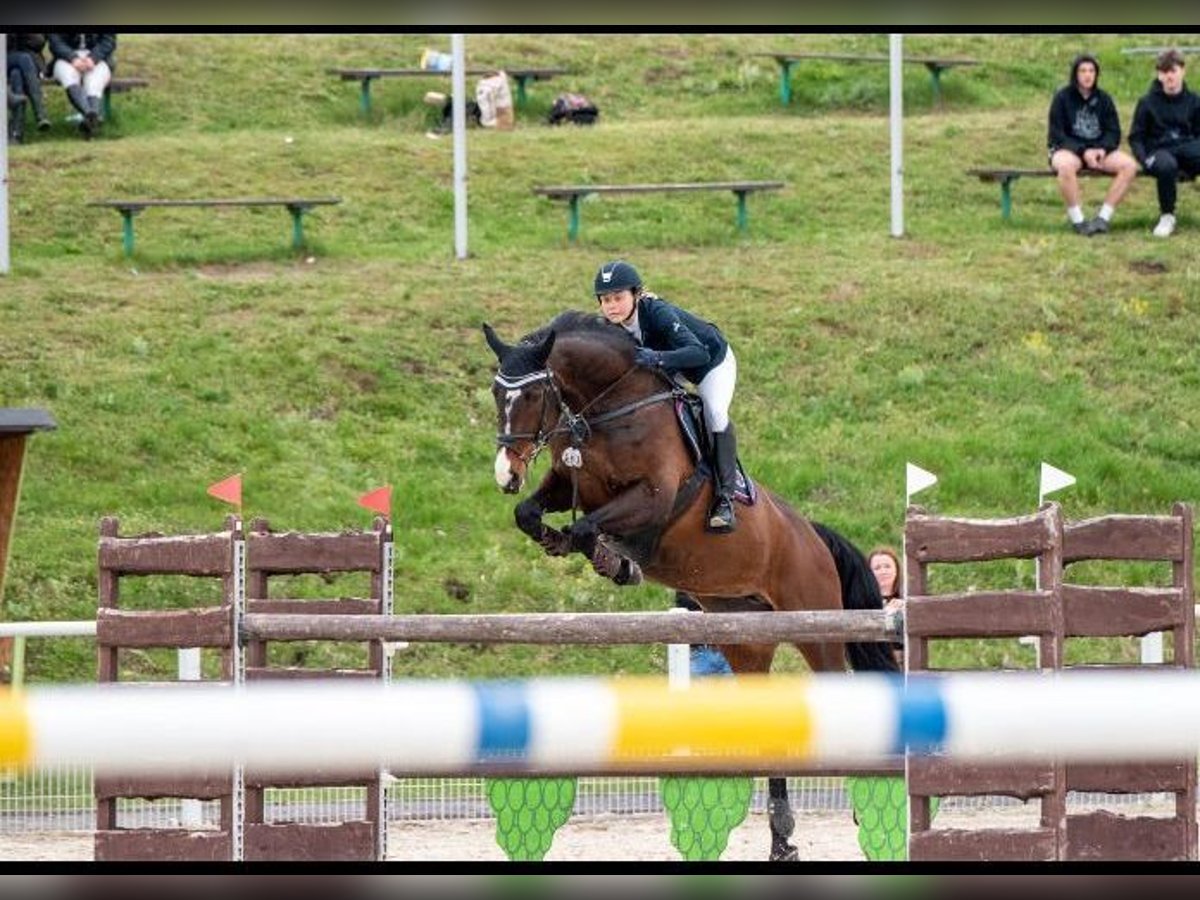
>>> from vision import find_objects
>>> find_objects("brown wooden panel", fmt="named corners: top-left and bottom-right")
top-left (96, 607), bottom-right (231, 648)
top-left (246, 598), bottom-right (381, 616)
top-left (906, 510), bottom-right (1057, 563)
top-left (95, 829), bottom-right (232, 861)
top-left (909, 758), bottom-right (1056, 799)
top-left (1067, 762), bottom-right (1192, 793)
top-left (95, 772), bottom-right (233, 801)
top-left (0, 434), bottom-right (29, 605)
top-left (1066, 811), bottom-right (1191, 860)
top-left (246, 531), bottom-right (382, 573)
top-left (244, 821), bottom-right (377, 861)
top-left (98, 533), bottom-right (233, 576)
top-left (1063, 585), bottom-right (1185, 637)
top-left (1064, 515), bottom-right (1185, 563)
top-left (244, 667), bottom-right (380, 680)
top-left (909, 827), bottom-right (1057, 861)
top-left (906, 592), bottom-right (1054, 637)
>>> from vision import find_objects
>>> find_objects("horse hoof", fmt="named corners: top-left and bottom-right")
top-left (539, 529), bottom-right (571, 556)
top-left (769, 843), bottom-right (799, 862)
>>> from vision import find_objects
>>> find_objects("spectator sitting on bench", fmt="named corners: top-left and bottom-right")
top-left (7, 33), bottom-right (51, 143)
top-left (48, 32), bottom-right (117, 139)
top-left (1047, 53), bottom-right (1138, 236)
top-left (1129, 48), bottom-right (1200, 238)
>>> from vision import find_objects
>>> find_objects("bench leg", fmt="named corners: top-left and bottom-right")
top-left (120, 210), bottom-right (137, 257)
top-left (359, 78), bottom-right (373, 118)
top-left (1000, 178), bottom-right (1016, 222)
top-left (734, 190), bottom-right (749, 234)
top-left (288, 206), bottom-right (307, 249)
top-left (777, 60), bottom-right (795, 105)
top-left (103, 89), bottom-right (113, 122)
top-left (514, 75), bottom-right (530, 107)
top-left (926, 64), bottom-right (945, 107)
top-left (567, 196), bottom-right (581, 244)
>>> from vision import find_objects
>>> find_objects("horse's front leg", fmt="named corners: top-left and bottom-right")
top-left (564, 480), bottom-right (672, 560)
top-left (514, 468), bottom-right (573, 557)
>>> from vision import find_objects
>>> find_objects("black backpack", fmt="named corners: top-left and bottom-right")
top-left (548, 93), bottom-right (599, 126)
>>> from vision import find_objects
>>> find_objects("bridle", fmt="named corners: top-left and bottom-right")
top-left (493, 364), bottom-right (679, 518)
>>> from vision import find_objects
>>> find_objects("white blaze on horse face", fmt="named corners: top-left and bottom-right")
top-left (494, 389), bottom-right (523, 488)
top-left (494, 446), bottom-right (516, 488)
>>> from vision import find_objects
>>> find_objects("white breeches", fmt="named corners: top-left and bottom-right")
top-left (53, 59), bottom-right (112, 98)
top-left (696, 347), bottom-right (737, 433)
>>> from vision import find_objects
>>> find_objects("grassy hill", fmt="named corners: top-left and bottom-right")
top-left (4, 31), bottom-right (1200, 681)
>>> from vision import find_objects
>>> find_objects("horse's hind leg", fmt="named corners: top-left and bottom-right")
top-left (716, 643), bottom-right (798, 861)
top-left (767, 777), bottom-right (798, 862)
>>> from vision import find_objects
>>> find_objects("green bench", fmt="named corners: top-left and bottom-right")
top-left (87, 197), bottom-right (342, 256)
top-left (42, 75), bottom-right (149, 121)
top-left (532, 181), bottom-right (785, 243)
top-left (753, 52), bottom-right (980, 106)
top-left (327, 66), bottom-right (568, 117)
top-left (967, 167), bottom-right (1195, 221)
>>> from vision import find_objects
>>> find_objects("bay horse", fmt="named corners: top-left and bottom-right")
top-left (483, 311), bottom-right (898, 861)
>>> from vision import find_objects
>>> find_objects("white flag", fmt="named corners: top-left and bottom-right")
top-left (1039, 462), bottom-right (1076, 501)
top-left (906, 462), bottom-right (938, 500)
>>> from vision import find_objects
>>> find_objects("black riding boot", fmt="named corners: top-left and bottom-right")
top-left (84, 94), bottom-right (103, 136)
top-left (707, 423), bottom-right (739, 533)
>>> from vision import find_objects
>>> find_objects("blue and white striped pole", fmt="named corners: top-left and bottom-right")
top-left (4, 672), bottom-right (1200, 776)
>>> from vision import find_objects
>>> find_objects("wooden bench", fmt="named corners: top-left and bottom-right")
top-left (327, 66), bottom-right (568, 117)
top-left (41, 76), bottom-right (149, 121)
top-left (753, 52), bottom-right (980, 106)
top-left (967, 167), bottom-right (1196, 220)
top-left (1121, 46), bottom-right (1200, 55)
top-left (532, 181), bottom-right (785, 243)
top-left (87, 197), bottom-right (342, 256)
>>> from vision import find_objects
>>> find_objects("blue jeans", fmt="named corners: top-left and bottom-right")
top-left (690, 644), bottom-right (733, 676)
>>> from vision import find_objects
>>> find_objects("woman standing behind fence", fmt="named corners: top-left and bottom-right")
top-left (48, 32), bottom-right (116, 139)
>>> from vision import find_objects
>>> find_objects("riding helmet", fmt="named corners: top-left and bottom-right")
top-left (594, 260), bottom-right (641, 297)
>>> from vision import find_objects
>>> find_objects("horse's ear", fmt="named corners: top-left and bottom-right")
top-left (532, 330), bottom-right (557, 367)
top-left (482, 322), bottom-right (510, 362)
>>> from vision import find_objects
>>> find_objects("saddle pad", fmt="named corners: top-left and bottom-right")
top-left (674, 398), bottom-right (757, 506)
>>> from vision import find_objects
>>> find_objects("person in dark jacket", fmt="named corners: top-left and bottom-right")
top-left (1128, 48), bottom-right (1200, 237)
top-left (48, 32), bottom-right (116, 139)
top-left (593, 259), bottom-right (741, 533)
top-left (1047, 53), bottom-right (1139, 236)
top-left (6, 33), bottom-right (51, 143)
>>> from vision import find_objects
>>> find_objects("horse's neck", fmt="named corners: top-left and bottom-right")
top-left (555, 349), bottom-right (640, 409)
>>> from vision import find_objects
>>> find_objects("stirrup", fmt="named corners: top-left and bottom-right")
top-left (707, 498), bottom-right (736, 533)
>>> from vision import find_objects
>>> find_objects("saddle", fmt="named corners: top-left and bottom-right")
top-left (673, 393), bottom-right (757, 506)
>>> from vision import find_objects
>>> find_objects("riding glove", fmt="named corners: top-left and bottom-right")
top-left (634, 347), bottom-right (663, 368)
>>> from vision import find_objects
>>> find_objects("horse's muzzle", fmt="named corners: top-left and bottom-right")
top-left (494, 447), bottom-right (525, 493)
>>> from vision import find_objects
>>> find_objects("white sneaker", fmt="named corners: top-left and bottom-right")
top-left (1153, 213), bottom-right (1176, 238)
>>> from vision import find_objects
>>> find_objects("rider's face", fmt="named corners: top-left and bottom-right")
top-left (598, 289), bottom-right (636, 324)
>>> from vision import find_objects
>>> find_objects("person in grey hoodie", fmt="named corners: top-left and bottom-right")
top-left (1128, 48), bottom-right (1200, 237)
top-left (1047, 52), bottom-right (1139, 235)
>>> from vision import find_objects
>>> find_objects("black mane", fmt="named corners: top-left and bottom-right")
top-left (519, 310), bottom-right (636, 355)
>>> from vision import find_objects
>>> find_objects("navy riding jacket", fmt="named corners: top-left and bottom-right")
top-left (632, 294), bottom-right (729, 385)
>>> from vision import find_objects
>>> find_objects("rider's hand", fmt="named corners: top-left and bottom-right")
top-left (634, 347), bottom-right (662, 368)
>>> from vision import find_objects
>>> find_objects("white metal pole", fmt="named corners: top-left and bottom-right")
top-left (451, 33), bottom-right (468, 260)
top-left (888, 33), bottom-right (904, 238)
top-left (178, 648), bottom-right (203, 827)
top-left (2, 36), bottom-right (10, 274)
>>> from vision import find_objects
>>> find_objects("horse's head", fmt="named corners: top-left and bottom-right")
top-left (483, 322), bottom-right (561, 493)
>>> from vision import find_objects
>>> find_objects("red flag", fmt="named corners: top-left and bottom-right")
top-left (357, 485), bottom-right (392, 518)
top-left (206, 473), bottom-right (243, 508)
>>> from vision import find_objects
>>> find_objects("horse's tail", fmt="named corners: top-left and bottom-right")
top-left (811, 521), bottom-right (901, 673)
